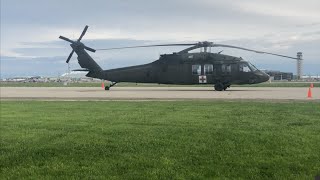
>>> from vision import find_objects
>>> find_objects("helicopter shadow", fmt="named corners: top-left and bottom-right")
top-left (111, 88), bottom-right (268, 92)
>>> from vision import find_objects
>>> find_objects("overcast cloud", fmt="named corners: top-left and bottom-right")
top-left (1, 0), bottom-right (320, 77)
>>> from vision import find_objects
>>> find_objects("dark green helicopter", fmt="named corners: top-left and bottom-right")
top-left (59, 26), bottom-right (299, 91)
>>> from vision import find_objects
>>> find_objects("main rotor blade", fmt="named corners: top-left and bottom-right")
top-left (212, 44), bottom-right (299, 60)
top-left (78, 25), bottom-right (89, 42)
top-left (84, 46), bottom-right (96, 52)
top-left (59, 36), bottom-right (75, 44)
top-left (66, 50), bottom-right (74, 63)
top-left (96, 43), bottom-right (196, 51)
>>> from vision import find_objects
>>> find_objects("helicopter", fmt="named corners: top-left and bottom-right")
top-left (59, 25), bottom-right (299, 91)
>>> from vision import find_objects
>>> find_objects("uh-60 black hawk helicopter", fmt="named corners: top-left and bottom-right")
top-left (59, 26), bottom-right (299, 91)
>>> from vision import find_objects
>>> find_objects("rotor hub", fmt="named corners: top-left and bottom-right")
top-left (71, 42), bottom-right (84, 48)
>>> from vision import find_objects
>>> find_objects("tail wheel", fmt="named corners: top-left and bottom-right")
top-left (104, 82), bottom-right (117, 91)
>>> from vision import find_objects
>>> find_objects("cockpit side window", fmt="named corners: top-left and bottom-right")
top-left (239, 63), bottom-right (251, 72)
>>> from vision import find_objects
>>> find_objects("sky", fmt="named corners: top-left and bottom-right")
top-left (1, 0), bottom-right (320, 78)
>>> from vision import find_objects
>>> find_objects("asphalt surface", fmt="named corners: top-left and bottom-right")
top-left (1, 87), bottom-right (319, 101)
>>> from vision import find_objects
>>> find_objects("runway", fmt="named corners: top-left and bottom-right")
top-left (1, 87), bottom-right (319, 101)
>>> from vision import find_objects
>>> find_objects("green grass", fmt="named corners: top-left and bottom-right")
top-left (1, 81), bottom-right (319, 87)
top-left (1, 101), bottom-right (320, 179)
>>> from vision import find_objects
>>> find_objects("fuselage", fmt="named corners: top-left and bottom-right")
top-left (94, 52), bottom-right (269, 85)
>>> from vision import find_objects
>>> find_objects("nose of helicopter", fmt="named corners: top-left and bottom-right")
top-left (257, 71), bottom-right (270, 83)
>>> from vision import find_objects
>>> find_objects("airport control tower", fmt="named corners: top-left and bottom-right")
top-left (297, 52), bottom-right (303, 80)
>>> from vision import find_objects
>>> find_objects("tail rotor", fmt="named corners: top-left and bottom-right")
top-left (59, 25), bottom-right (96, 63)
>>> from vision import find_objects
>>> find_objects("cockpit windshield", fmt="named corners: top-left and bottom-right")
top-left (248, 62), bottom-right (258, 71)
top-left (239, 61), bottom-right (259, 72)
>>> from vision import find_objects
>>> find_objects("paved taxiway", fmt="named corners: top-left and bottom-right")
top-left (1, 87), bottom-right (319, 101)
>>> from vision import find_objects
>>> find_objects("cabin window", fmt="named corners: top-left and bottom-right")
top-left (222, 64), bottom-right (231, 73)
top-left (192, 65), bottom-right (201, 75)
top-left (239, 63), bottom-right (251, 72)
top-left (204, 64), bottom-right (213, 74)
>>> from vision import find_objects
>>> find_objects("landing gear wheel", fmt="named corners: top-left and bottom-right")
top-left (223, 85), bottom-right (230, 91)
top-left (105, 86), bottom-right (110, 91)
top-left (214, 83), bottom-right (224, 91)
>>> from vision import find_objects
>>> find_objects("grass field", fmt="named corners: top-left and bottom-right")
top-left (1, 81), bottom-right (319, 87)
top-left (1, 101), bottom-right (320, 179)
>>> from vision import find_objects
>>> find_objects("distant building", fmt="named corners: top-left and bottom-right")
top-left (263, 70), bottom-right (293, 81)
top-left (301, 75), bottom-right (320, 81)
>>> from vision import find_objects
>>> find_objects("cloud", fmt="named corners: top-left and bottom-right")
top-left (1, 56), bottom-right (67, 78)
top-left (233, 0), bottom-right (320, 19)
top-left (1, 0), bottom-right (320, 77)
